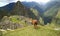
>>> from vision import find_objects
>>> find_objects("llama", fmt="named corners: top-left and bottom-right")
top-left (30, 18), bottom-right (38, 29)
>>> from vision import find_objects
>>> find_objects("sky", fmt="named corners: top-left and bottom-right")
top-left (0, 0), bottom-right (59, 7)
top-left (0, 0), bottom-right (51, 7)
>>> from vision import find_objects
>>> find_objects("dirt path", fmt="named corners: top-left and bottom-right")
top-left (54, 28), bottom-right (60, 30)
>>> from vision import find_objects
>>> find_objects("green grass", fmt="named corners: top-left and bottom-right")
top-left (4, 25), bottom-right (60, 36)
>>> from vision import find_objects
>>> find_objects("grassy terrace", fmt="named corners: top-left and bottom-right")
top-left (2, 25), bottom-right (60, 36)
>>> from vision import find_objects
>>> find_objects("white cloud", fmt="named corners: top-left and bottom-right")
top-left (0, 2), bottom-right (8, 7)
top-left (0, 0), bottom-right (50, 3)
top-left (20, 0), bottom-right (50, 3)
top-left (0, 0), bottom-right (50, 7)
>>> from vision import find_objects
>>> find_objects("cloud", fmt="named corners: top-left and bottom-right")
top-left (0, 0), bottom-right (17, 3)
top-left (0, 0), bottom-right (50, 7)
top-left (0, 2), bottom-right (8, 7)
top-left (0, 0), bottom-right (50, 3)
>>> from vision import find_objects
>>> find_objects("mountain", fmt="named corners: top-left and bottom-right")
top-left (0, 2), bottom-right (45, 17)
top-left (0, 3), bottom-right (15, 19)
top-left (0, 1), bottom-right (38, 20)
top-left (54, 7), bottom-right (60, 24)
top-left (43, 1), bottom-right (60, 24)
top-left (0, 1), bottom-right (60, 24)
top-left (22, 2), bottom-right (44, 16)
top-left (44, 1), bottom-right (60, 11)
top-left (56, 9), bottom-right (60, 18)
